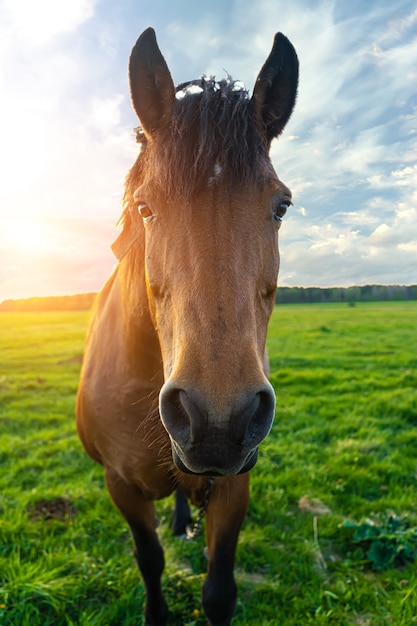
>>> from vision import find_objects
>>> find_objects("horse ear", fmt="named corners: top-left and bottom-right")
top-left (252, 33), bottom-right (299, 144)
top-left (129, 27), bottom-right (175, 137)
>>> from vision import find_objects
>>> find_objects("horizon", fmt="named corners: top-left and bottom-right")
top-left (0, 0), bottom-right (416, 301)
top-left (2, 282), bottom-right (417, 308)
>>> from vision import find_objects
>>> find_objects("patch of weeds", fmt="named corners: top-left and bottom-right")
top-left (340, 512), bottom-right (417, 570)
top-left (164, 571), bottom-right (207, 625)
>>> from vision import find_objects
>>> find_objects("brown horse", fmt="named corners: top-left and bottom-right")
top-left (76, 27), bottom-right (298, 626)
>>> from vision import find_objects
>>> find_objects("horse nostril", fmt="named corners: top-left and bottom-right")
top-left (244, 385), bottom-right (276, 446)
top-left (178, 390), bottom-right (208, 443)
top-left (159, 386), bottom-right (187, 445)
top-left (159, 385), bottom-right (207, 446)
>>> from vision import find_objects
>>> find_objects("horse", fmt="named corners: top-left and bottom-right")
top-left (76, 27), bottom-right (298, 626)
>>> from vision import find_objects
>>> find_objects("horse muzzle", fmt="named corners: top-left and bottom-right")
top-left (159, 382), bottom-right (276, 476)
top-left (171, 444), bottom-right (259, 476)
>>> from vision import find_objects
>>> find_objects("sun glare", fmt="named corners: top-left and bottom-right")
top-left (6, 219), bottom-right (51, 257)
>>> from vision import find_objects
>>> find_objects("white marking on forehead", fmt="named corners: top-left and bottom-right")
top-left (232, 80), bottom-right (246, 92)
top-left (175, 79), bottom-right (247, 100)
top-left (175, 84), bottom-right (204, 99)
top-left (208, 162), bottom-right (223, 186)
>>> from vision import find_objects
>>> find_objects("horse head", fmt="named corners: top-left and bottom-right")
top-left (127, 28), bottom-right (298, 476)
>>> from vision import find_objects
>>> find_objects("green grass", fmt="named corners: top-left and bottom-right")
top-left (1, 303), bottom-right (417, 625)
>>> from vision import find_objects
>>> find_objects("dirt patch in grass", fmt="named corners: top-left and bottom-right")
top-left (27, 496), bottom-right (77, 521)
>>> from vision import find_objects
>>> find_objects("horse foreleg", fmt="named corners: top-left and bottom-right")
top-left (104, 469), bottom-right (168, 626)
top-left (202, 474), bottom-right (249, 626)
top-left (172, 488), bottom-right (192, 536)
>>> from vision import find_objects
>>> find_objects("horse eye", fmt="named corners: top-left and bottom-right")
top-left (273, 196), bottom-right (292, 226)
top-left (138, 204), bottom-right (154, 221)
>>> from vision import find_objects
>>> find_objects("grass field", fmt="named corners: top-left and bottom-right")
top-left (1, 303), bottom-right (417, 625)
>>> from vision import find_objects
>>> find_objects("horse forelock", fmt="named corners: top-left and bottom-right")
top-left (117, 76), bottom-right (271, 259)
top-left (129, 77), bottom-right (269, 204)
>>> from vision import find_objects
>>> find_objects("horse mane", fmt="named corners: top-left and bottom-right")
top-left (121, 77), bottom-right (270, 225)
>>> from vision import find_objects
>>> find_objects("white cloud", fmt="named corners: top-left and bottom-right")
top-left (392, 165), bottom-right (417, 183)
top-left (280, 196), bottom-right (417, 287)
top-left (336, 211), bottom-right (379, 227)
top-left (89, 95), bottom-right (125, 132)
top-left (1, 0), bottom-right (96, 46)
top-left (368, 223), bottom-right (397, 245)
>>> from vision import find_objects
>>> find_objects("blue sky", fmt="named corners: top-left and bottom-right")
top-left (0, 0), bottom-right (416, 300)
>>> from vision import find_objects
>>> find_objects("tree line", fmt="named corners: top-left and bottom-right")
top-left (276, 284), bottom-right (417, 304)
top-left (0, 293), bottom-right (96, 312)
top-left (0, 285), bottom-right (416, 312)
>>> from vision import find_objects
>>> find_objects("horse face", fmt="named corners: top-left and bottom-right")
top-left (128, 29), bottom-right (298, 475)
top-left (138, 177), bottom-right (289, 475)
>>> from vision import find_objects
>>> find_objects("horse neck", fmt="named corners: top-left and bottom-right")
top-left (116, 245), bottom-right (163, 381)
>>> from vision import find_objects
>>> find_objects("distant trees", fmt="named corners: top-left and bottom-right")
top-left (0, 293), bottom-right (96, 312)
top-left (275, 285), bottom-right (417, 304)
top-left (0, 285), bottom-right (416, 312)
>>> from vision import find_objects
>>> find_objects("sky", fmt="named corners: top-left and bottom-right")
top-left (0, 0), bottom-right (416, 301)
